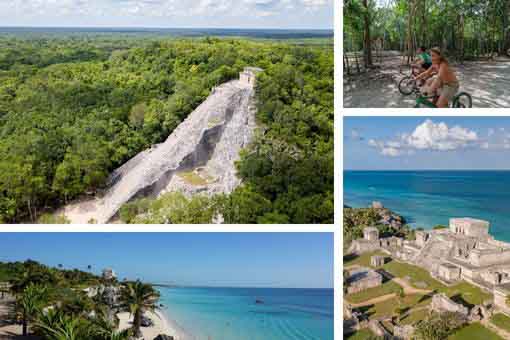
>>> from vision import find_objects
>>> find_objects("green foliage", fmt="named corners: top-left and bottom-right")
top-left (124, 192), bottom-right (218, 224)
top-left (414, 312), bottom-right (467, 340)
top-left (119, 280), bottom-right (160, 338)
top-left (344, 0), bottom-right (510, 58)
top-left (0, 36), bottom-right (333, 224)
top-left (433, 225), bottom-right (448, 230)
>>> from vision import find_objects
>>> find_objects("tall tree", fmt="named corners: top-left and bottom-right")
top-left (363, 0), bottom-right (373, 67)
top-left (119, 281), bottom-right (160, 338)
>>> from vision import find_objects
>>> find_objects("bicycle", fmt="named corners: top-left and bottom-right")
top-left (414, 91), bottom-right (473, 108)
top-left (398, 65), bottom-right (473, 108)
top-left (398, 64), bottom-right (427, 96)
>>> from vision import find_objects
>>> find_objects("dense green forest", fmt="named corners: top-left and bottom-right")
top-left (0, 35), bottom-right (333, 224)
top-left (344, 0), bottom-right (510, 68)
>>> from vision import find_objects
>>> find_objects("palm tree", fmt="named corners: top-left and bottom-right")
top-left (17, 283), bottom-right (47, 336)
top-left (35, 309), bottom-right (90, 340)
top-left (119, 280), bottom-right (160, 338)
top-left (90, 310), bottom-right (131, 340)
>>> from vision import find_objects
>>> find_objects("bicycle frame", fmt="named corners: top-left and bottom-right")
top-left (415, 95), bottom-right (438, 108)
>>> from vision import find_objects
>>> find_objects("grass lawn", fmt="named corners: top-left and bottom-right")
top-left (360, 294), bottom-right (431, 319)
top-left (490, 313), bottom-right (510, 333)
top-left (449, 322), bottom-right (503, 340)
top-left (383, 260), bottom-right (444, 291)
top-left (344, 251), bottom-right (388, 268)
top-left (445, 281), bottom-right (492, 306)
top-left (346, 280), bottom-right (402, 304)
top-left (345, 329), bottom-right (375, 340)
top-left (382, 260), bottom-right (492, 306)
top-left (399, 307), bottom-right (429, 326)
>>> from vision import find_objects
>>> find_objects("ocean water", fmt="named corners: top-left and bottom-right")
top-left (344, 171), bottom-right (510, 241)
top-left (157, 286), bottom-right (334, 340)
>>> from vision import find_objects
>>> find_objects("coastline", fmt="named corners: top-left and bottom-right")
top-left (117, 311), bottom-right (183, 340)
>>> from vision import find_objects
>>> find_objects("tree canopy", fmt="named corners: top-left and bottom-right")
top-left (0, 35), bottom-right (333, 224)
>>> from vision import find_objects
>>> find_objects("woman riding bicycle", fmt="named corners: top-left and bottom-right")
top-left (415, 47), bottom-right (459, 108)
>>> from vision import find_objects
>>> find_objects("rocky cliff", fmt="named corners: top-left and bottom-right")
top-left (61, 79), bottom-right (256, 224)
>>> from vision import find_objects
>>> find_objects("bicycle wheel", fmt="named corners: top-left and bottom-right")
top-left (452, 92), bottom-right (472, 108)
top-left (398, 76), bottom-right (416, 95)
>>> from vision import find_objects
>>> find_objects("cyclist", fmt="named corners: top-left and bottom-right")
top-left (412, 46), bottom-right (432, 77)
top-left (415, 47), bottom-right (459, 108)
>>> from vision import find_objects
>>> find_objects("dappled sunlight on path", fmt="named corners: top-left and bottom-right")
top-left (344, 60), bottom-right (510, 108)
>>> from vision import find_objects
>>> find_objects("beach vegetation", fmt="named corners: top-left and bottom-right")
top-left (343, 207), bottom-right (411, 250)
top-left (1, 259), bottom-right (162, 339)
top-left (119, 280), bottom-right (160, 338)
top-left (433, 225), bottom-right (448, 230)
top-left (17, 283), bottom-right (48, 336)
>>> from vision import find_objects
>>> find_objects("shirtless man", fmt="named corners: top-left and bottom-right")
top-left (415, 47), bottom-right (459, 108)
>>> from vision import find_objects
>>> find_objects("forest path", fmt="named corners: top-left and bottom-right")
top-left (344, 59), bottom-right (510, 108)
top-left (59, 79), bottom-right (256, 224)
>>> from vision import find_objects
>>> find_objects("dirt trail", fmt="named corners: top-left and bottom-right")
top-left (347, 293), bottom-right (397, 307)
top-left (483, 320), bottom-right (510, 339)
top-left (392, 277), bottom-right (432, 295)
top-left (344, 59), bottom-right (510, 108)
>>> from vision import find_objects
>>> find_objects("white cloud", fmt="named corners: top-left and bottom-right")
top-left (369, 119), bottom-right (480, 157)
top-left (1, 0), bottom-right (332, 23)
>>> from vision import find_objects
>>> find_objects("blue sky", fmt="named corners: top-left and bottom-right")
top-left (0, 0), bottom-right (333, 29)
top-left (0, 233), bottom-right (333, 288)
top-left (345, 117), bottom-right (510, 170)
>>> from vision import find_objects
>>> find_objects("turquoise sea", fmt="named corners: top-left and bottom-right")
top-left (344, 171), bottom-right (510, 241)
top-left (157, 286), bottom-right (334, 340)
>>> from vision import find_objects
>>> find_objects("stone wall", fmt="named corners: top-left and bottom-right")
top-left (469, 248), bottom-right (510, 267)
top-left (431, 293), bottom-right (469, 316)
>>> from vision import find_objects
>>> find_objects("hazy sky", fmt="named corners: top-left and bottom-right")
top-left (345, 117), bottom-right (510, 170)
top-left (0, 233), bottom-right (333, 288)
top-left (0, 0), bottom-right (333, 29)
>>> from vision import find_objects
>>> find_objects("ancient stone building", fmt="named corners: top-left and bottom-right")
top-left (430, 293), bottom-right (469, 316)
top-left (346, 267), bottom-right (383, 294)
top-left (450, 218), bottom-right (490, 239)
top-left (364, 227), bottom-right (379, 241)
top-left (239, 67), bottom-right (263, 86)
top-left (438, 263), bottom-right (461, 282)
top-left (494, 284), bottom-right (510, 316)
top-left (371, 255), bottom-right (385, 267)
top-left (415, 230), bottom-right (429, 247)
top-left (349, 215), bottom-right (510, 318)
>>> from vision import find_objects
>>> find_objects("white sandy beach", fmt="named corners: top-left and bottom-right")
top-left (117, 310), bottom-right (186, 340)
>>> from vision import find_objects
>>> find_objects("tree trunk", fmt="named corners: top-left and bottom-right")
top-left (421, 0), bottom-right (427, 46)
top-left (459, 12), bottom-right (465, 63)
top-left (22, 314), bottom-right (28, 336)
top-left (503, 0), bottom-right (510, 55)
top-left (362, 0), bottom-right (372, 68)
top-left (134, 309), bottom-right (142, 338)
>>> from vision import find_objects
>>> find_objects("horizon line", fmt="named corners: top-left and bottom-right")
top-left (344, 168), bottom-right (510, 171)
top-left (151, 284), bottom-right (333, 290)
top-left (0, 25), bottom-right (333, 31)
